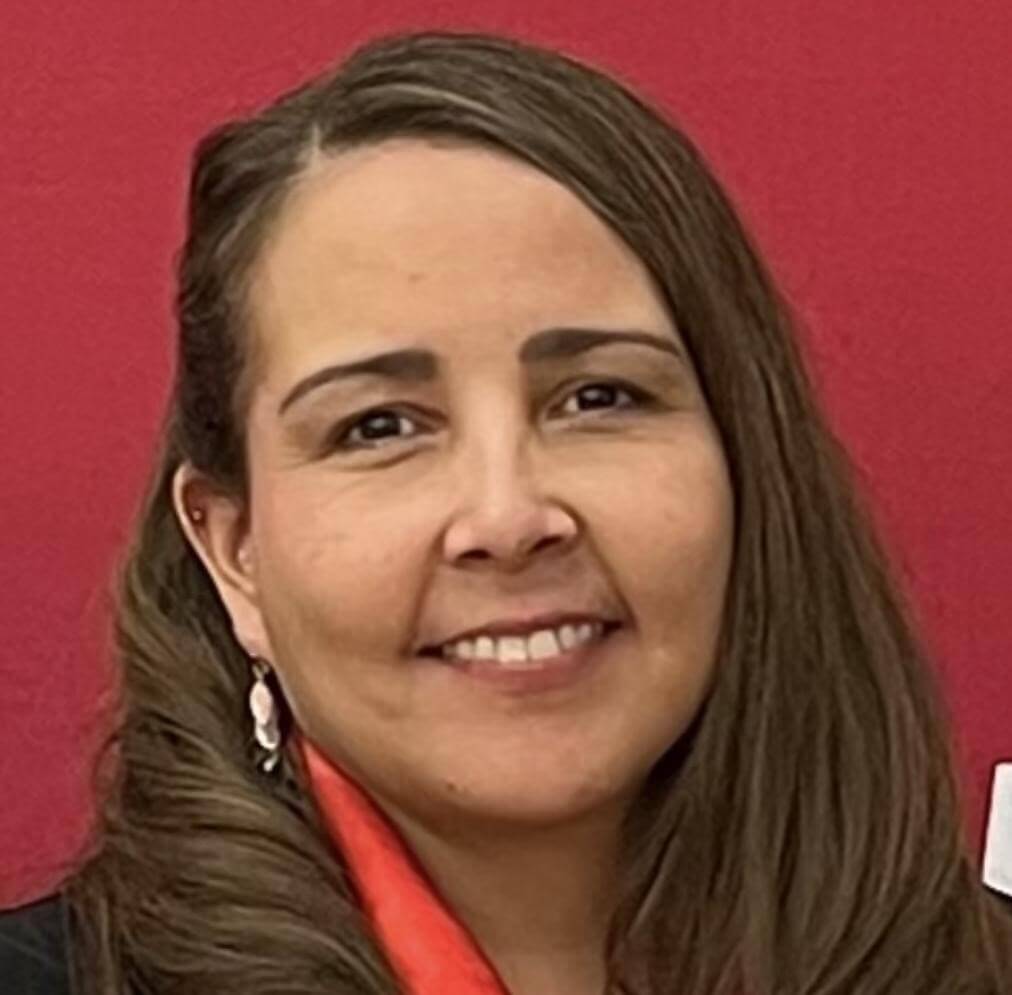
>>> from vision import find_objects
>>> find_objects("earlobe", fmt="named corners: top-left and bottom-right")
top-left (170, 462), bottom-right (273, 662)
top-left (171, 463), bottom-right (216, 559)
top-left (170, 462), bottom-right (252, 592)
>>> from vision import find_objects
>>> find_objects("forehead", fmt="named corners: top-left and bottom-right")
top-left (246, 138), bottom-right (673, 387)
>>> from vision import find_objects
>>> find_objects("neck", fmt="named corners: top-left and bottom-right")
top-left (381, 801), bottom-right (629, 995)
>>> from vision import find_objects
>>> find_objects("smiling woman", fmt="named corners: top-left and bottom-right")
top-left (35, 26), bottom-right (1012, 995)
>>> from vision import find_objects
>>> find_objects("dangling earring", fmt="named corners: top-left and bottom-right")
top-left (249, 657), bottom-right (282, 773)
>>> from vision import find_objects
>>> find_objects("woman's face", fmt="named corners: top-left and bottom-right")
top-left (175, 138), bottom-right (735, 833)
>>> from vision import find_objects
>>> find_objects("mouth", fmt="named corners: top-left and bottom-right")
top-left (412, 623), bottom-right (619, 659)
top-left (415, 621), bottom-right (626, 695)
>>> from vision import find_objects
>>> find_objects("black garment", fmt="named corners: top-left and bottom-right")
top-left (0, 891), bottom-right (71, 995)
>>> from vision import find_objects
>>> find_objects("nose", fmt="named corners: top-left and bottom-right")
top-left (441, 434), bottom-right (579, 570)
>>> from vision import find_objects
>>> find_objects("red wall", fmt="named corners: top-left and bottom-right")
top-left (2, 0), bottom-right (1009, 907)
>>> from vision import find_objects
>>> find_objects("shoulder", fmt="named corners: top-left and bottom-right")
top-left (0, 891), bottom-right (72, 995)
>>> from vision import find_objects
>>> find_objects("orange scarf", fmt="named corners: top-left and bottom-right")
top-left (296, 730), bottom-right (511, 995)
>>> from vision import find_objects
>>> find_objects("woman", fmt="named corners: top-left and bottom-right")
top-left (6, 27), bottom-right (1010, 995)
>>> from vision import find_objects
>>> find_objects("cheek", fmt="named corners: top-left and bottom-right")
top-left (260, 479), bottom-right (408, 604)
top-left (253, 503), bottom-right (400, 707)
top-left (596, 428), bottom-right (735, 601)
top-left (610, 437), bottom-right (734, 701)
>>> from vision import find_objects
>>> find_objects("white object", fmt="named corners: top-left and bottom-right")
top-left (982, 762), bottom-right (1012, 897)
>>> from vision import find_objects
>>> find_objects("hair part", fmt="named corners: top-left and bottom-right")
top-left (63, 27), bottom-right (1012, 994)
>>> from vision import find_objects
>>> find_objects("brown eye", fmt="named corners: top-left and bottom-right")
top-left (327, 408), bottom-right (423, 452)
top-left (325, 380), bottom-right (652, 455)
top-left (557, 380), bottom-right (649, 417)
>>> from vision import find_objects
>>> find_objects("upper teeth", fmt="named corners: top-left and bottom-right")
top-left (441, 621), bottom-right (606, 667)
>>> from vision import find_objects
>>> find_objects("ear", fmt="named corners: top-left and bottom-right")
top-left (170, 461), bottom-right (274, 663)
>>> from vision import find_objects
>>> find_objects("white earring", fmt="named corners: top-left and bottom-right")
top-left (249, 657), bottom-right (281, 773)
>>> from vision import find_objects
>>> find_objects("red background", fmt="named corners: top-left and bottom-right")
top-left (2, 1), bottom-right (1009, 908)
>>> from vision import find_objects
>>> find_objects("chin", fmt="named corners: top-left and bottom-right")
top-left (432, 766), bottom-right (629, 829)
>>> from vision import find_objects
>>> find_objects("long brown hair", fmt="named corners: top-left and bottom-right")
top-left (62, 28), bottom-right (1012, 994)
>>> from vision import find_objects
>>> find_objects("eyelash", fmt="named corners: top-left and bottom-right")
top-left (325, 380), bottom-right (654, 454)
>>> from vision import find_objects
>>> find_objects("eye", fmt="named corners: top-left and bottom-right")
top-left (329, 409), bottom-right (421, 451)
top-left (325, 379), bottom-right (652, 454)
top-left (556, 380), bottom-right (648, 418)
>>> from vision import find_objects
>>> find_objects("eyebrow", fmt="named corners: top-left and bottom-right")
top-left (277, 326), bottom-right (687, 417)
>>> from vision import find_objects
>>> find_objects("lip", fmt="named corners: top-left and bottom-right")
top-left (416, 622), bottom-right (624, 695)
top-left (417, 610), bottom-right (621, 654)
